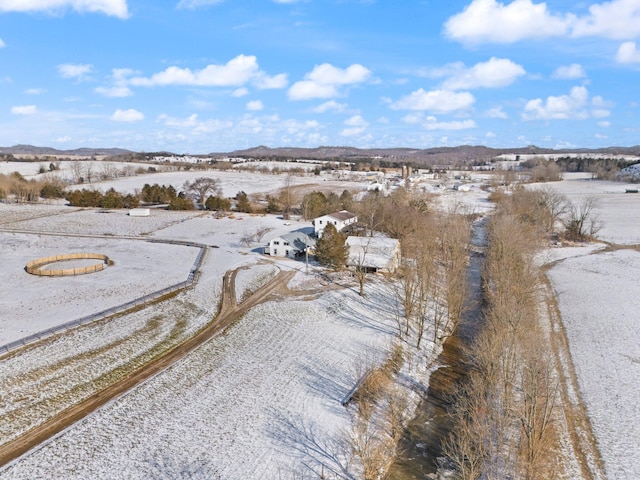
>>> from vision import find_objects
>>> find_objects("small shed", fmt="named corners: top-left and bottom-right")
top-left (129, 208), bottom-right (150, 217)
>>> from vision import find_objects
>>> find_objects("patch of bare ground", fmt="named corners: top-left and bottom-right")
top-left (539, 271), bottom-right (607, 480)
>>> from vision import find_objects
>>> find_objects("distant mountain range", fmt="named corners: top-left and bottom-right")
top-left (0, 145), bottom-right (132, 157)
top-left (2, 144), bottom-right (640, 166)
top-left (218, 144), bottom-right (640, 165)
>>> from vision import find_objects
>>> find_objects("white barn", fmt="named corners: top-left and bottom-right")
top-left (346, 236), bottom-right (401, 273)
top-left (266, 231), bottom-right (315, 258)
top-left (313, 210), bottom-right (358, 238)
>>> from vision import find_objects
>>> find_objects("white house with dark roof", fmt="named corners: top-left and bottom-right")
top-left (266, 231), bottom-right (315, 258)
top-left (313, 210), bottom-right (358, 238)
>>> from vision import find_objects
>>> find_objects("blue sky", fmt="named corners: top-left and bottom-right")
top-left (1, 0), bottom-right (639, 153)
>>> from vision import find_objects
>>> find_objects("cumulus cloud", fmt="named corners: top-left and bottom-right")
top-left (433, 57), bottom-right (526, 90)
top-left (522, 86), bottom-right (611, 120)
top-left (444, 0), bottom-right (569, 45)
top-left (232, 87), bottom-right (249, 97)
top-left (312, 100), bottom-right (348, 113)
top-left (571, 0), bottom-right (640, 39)
top-left (552, 63), bottom-right (586, 79)
top-left (340, 115), bottom-right (369, 136)
top-left (0, 38), bottom-right (5, 48)
top-left (423, 118), bottom-right (477, 131)
top-left (288, 63), bottom-right (371, 100)
top-left (95, 68), bottom-right (135, 97)
top-left (25, 88), bottom-right (45, 95)
top-left (445, 0), bottom-right (640, 45)
top-left (616, 41), bottom-right (640, 63)
top-left (11, 105), bottom-right (37, 115)
top-left (58, 63), bottom-right (93, 81)
top-left (0, 0), bottom-right (129, 18)
top-left (157, 113), bottom-right (200, 127)
top-left (391, 88), bottom-right (475, 113)
top-left (485, 106), bottom-right (509, 118)
top-left (129, 55), bottom-right (285, 89)
top-left (246, 100), bottom-right (264, 111)
top-left (111, 108), bottom-right (144, 122)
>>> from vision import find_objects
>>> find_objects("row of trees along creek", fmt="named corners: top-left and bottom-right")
top-left (334, 189), bottom-right (475, 479)
top-left (443, 188), bottom-right (564, 480)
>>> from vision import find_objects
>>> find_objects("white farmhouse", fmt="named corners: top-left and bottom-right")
top-left (267, 231), bottom-right (315, 258)
top-left (346, 236), bottom-right (401, 273)
top-left (313, 210), bottom-right (358, 238)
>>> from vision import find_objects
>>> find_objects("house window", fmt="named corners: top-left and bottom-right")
top-left (273, 249), bottom-right (278, 255)
top-left (274, 241), bottom-right (280, 245)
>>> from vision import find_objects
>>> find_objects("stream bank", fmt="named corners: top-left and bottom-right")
top-left (388, 217), bottom-right (488, 479)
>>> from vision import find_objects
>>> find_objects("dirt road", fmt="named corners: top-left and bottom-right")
top-left (0, 267), bottom-right (295, 468)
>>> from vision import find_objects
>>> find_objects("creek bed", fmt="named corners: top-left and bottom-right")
top-left (388, 218), bottom-right (487, 478)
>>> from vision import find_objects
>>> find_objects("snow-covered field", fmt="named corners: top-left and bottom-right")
top-left (547, 248), bottom-right (640, 480)
top-left (2, 166), bottom-right (639, 479)
top-left (535, 175), bottom-right (640, 480)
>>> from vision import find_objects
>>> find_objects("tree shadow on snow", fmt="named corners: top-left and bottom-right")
top-left (266, 409), bottom-right (356, 480)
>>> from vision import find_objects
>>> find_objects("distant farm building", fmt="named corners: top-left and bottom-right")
top-left (129, 208), bottom-right (150, 217)
top-left (313, 211), bottom-right (358, 238)
top-left (266, 232), bottom-right (315, 258)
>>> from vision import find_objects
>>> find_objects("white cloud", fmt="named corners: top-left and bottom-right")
top-left (95, 68), bottom-right (135, 97)
top-left (232, 87), bottom-right (249, 97)
top-left (252, 73), bottom-right (288, 89)
top-left (391, 89), bottom-right (475, 113)
top-left (444, 0), bottom-right (569, 45)
top-left (0, 0), bottom-right (129, 18)
top-left (312, 100), bottom-right (347, 113)
top-left (522, 86), bottom-right (610, 120)
top-left (595, 133), bottom-right (609, 139)
top-left (552, 63), bottom-right (586, 79)
top-left (437, 57), bottom-right (525, 90)
top-left (445, 0), bottom-right (640, 45)
top-left (423, 119), bottom-right (477, 131)
top-left (176, 0), bottom-right (223, 9)
top-left (95, 86), bottom-right (132, 97)
top-left (58, 63), bottom-right (93, 81)
top-left (25, 88), bottom-right (45, 95)
top-left (246, 100), bottom-right (264, 111)
top-left (158, 113), bottom-right (200, 127)
top-left (111, 108), bottom-right (144, 122)
top-left (11, 105), bottom-right (37, 115)
top-left (616, 41), bottom-right (640, 63)
top-left (130, 55), bottom-right (284, 89)
top-left (485, 106), bottom-right (509, 118)
top-left (598, 120), bottom-right (611, 127)
top-left (288, 63), bottom-right (371, 100)
top-left (340, 115), bottom-right (369, 137)
top-left (486, 131), bottom-right (497, 138)
top-left (0, 38), bottom-right (5, 48)
top-left (571, 0), bottom-right (640, 39)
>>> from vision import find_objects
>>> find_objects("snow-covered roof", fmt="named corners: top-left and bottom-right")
top-left (346, 236), bottom-right (399, 269)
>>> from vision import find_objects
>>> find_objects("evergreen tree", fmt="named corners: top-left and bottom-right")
top-left (314, 223), bottom-right (348, 269)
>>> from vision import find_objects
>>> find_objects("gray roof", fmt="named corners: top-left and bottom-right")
top-left (278, 231), bottom-right (316, 251)
top-left (326, 210), bottom-right (357, 222)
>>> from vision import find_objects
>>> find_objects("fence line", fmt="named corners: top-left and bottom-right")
top-left (0, 242), bottom-right (207, 356)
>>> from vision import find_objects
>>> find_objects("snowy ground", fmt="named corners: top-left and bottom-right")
top-left (527, 173), bottom-right (640, 244)
top-left (536, 174), bottom-right (640, 480)
top-left (546, 248), bottom-right (640, 480)
top-left (4, 167), bottom-right (638, 478)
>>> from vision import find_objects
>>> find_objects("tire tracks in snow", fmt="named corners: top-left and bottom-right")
top-left (0, 266), bottom-right (295, 468)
